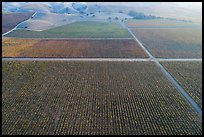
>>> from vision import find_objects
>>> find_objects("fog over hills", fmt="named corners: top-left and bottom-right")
top-left (2, 2), bottom-right (88, 13)
top-left (2, 2), bottom-right (202, 23)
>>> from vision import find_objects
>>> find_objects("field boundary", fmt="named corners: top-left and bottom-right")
top-left (2, 57), bottom-right (153, 62)
top-left (121, 21), bottom-right (202, 117)
top-left (2, 57), bottom-right (202, 61)
top-left (2, 19), bottom-right (202, 117)
top-left (2, 37), bottom-right (134, 40)
top-left (2, 12), bottom-right (37, 36)
top-left (157, 58), bottom-right (202, 61)
top-left (127, 26), bottom-right (201, 29)
top-left (2, 19), bottom-right (132, 38)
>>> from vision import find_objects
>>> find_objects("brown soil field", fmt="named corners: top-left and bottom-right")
top-left (2, 38), bottom-right (40, 57)
top-left (126, 19), bottom-right (201, 28)
top-left (2, 38), bottom-right (148, 58)
top-left (2, 12), bottom-right (34, 34)
top-left (131, 28), bottom-right (202, 58)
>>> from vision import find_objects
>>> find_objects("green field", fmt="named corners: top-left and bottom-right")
top-left (5, 21), bottom-right (132, 38)
top-left (161, 61), bottom-right (202, 109)
top-left (2, 61), bottom-right (201, 135)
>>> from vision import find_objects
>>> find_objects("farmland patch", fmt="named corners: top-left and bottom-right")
top-left (126, 19), bottom-right (201, 28)
top-left (131, 28), bottom-right (202, 58)
top-left (2, 12), bottom-right (34, 34)
top-left (161, 61), bottom-right (202, 109)
top-left (5, 21), bottom-right (132, 38)
top-left (2, 38), bottom-right (148, 58)
top-left (2, 61), bottom-right (202, 135)
top-left (2, 38), bottom-right (40, 57)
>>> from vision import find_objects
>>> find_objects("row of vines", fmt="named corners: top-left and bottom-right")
top-left (2, 61), bottom-right (202, 135)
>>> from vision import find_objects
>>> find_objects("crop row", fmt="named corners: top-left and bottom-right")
top-left (2, 37), bottom-right (39, 57)
top-left (2, 61), bottom-right (202, 135)
top-left (5, 21), bottom-right (132, 38)
top-left (161, 61), bottom-right (202, 109)
top-left (131, 28), bottom-right (202, 58)
top-left (2, 38), bottom-right (148, 58)
top-left (126, 19), bottom-right (201, 28)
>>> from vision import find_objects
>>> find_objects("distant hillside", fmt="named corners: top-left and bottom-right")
top-left (2, 2), bottom-right (201, 23)
top-left (72, 2), bottom-right (87, 13)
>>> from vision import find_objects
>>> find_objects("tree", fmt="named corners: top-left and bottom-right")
top-left (128, 10), bottom-right (159, 19)
top-left (115, 17), bottom-right (118, 20)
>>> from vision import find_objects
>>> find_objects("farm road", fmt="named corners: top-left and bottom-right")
top-left (2, 58), bottom-right (153, 62)
top-left (2, 12), bottom-right (37, 36)
top-left (1, 16), bottom-right (202, 117)
top-left (121, 22), bottom-right (155, 59)
top-left (127, 26), bottom-right (201, 29)
top-left (122, 21), bottom-right (202, 117)
top-left (2, 37), bottom-right (134, 40)
top-left (157, 58), bottom-right (202, 62)
top-left (155, 59), bottom-right (202, 117)
top-left (2, 58), bottom-right (202, 62)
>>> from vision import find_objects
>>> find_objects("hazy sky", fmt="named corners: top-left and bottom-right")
top-left (2, 2), bottom-right (202, 10)
top-left (96, 2), bottom-right (202, 8)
